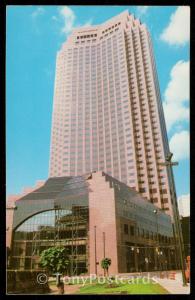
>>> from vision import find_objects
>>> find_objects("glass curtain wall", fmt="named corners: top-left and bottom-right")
top-left (11, 206), bottom-right (89, 275)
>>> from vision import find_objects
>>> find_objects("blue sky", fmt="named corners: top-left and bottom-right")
top-left (6, 5), bottom-right (190, 209)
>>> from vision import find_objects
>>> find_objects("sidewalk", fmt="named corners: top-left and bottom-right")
top-left (154, 272), bottom-right (190, 294)
top-left (118, 270), bottom-right (190, 294)
top-left (49, 284), bottom-right (82, 295)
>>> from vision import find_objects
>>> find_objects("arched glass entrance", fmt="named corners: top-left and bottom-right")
top-left (11, 206), bottom-right (89, 275)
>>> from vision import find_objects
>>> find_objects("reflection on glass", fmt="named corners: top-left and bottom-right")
top-left (11, 207), bottom-right (89, 275)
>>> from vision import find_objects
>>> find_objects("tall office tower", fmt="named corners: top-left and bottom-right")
top-left (49, 10), bottom-right (173, 216)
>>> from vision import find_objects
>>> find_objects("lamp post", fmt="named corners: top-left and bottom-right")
top-left (153, 209), bottom-right (159, 271)
top-left (131, 246), bottom-right (138, 273)
top-left (134, 209), bottom-right (139, 272)
top-left (158, 152), bottom-right (187, 286)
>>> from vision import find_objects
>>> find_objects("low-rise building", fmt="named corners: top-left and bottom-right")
top-left (8, 172), bottom-right (175, 275)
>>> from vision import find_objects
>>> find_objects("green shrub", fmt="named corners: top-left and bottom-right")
top-left (105, 282), bottom-right (119, 288)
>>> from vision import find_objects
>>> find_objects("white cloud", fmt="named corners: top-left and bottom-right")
top-left (163, 60), bottom-right (189, 131)
top-left (160, 6), bottom-right (190, 46)
top-left (169, 131), bottom-right (189, 161)
top-left (136, 6), bottom-right (149, 16)
top-left (178, 194), bottom-right (190, 217)
top-left (165, 60), bottom-right (189, 103)
top-left (59, 6), bottom-right (76, 35)
top-left (31, 7), bottom-right (45, 35)
top-left (52, 6), bottom-right (93, 36)
top-left (31, 6), bottom-right (45, 18)
top-left (163, 102), bottom-right (189, 132)
top-left (81, 18), bottom-right (93, 28)
top-left (52, 15), bottom-right (58, 21)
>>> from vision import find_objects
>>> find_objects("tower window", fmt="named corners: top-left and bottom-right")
top-left (161, 189), bottom-right (167, 194)
top-left (162, 198), bottom-right (168, 203)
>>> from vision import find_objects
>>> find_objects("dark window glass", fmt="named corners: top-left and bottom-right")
top-left (130, 226), bottom-right (134, 236)
top-left (124, 224), bottom-right (128, 234)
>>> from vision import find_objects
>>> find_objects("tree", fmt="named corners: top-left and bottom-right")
top-left (101, 258), bottom-right (111, 277)
top-left (40, 247), bottom-right (70, 275)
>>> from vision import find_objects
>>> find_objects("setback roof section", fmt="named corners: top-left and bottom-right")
top-left (102, 172), bottom-right (171, 220)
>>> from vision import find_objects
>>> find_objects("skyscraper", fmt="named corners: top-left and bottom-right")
top-left (49, 10), bottom-right (173, 216)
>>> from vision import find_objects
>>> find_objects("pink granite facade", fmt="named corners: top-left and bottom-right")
top-left (49, 10), bottom-right (173, 216)
top-left (88, 172), bottom-right (118, 275)
top-left (6, 199), bottom-right (18, 248)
